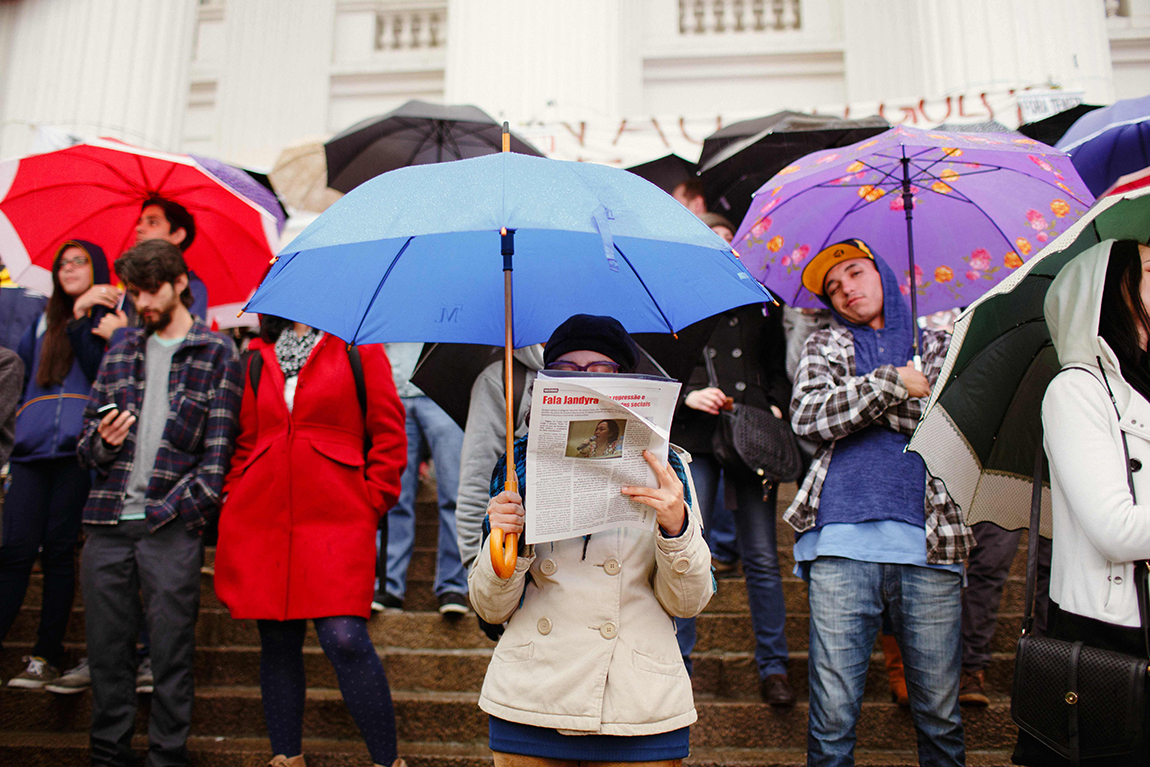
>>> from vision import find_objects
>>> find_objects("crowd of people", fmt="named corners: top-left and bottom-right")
top-left (0, 186), bottom-right (1145, 767)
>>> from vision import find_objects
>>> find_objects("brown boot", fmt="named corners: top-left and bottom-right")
top-left (269, 756), bottom-right (305, 767)
top-left (881, 633), bottom-right (909, 707)
top-left (959, 668), bottom-right (990, 707)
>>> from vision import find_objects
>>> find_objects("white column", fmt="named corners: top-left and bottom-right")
top-left (212, 0), bottom-right (337, 169)
top-left (0, 0), bottom-right (197, 159)
top-left (444, 0), bottom-right (642, 123)
top-left (842, 0), bottom-right (1115, 112)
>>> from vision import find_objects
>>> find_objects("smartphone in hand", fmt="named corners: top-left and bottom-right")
top-left (96, 402), bottom-right (120, 419)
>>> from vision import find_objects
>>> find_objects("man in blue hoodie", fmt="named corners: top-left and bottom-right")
top-left (786, 240), bottom-right (972, 767)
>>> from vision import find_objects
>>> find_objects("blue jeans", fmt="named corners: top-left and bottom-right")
top-left (807, 557), bottom-right (964, 767)
top-left (708, 476), bottom-right (739, 564)
top-left (675, 453), bottom-right (788, 677)
top-left (382, 396), bottom-right (467, 598)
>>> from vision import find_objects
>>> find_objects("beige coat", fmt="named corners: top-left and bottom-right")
top-left (468, 448), bottom-right (713, 736)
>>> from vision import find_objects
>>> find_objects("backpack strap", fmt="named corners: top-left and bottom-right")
top-left (346, 344), bottom-right (367, 417)
top-left (243, 348), bottom-right (263, 396)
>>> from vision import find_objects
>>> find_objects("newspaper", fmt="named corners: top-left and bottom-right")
top-left (524, 372), bottom-right (682, 544)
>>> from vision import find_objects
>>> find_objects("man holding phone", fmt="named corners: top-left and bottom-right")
top-left (76, 240), bottom-right (242, 767)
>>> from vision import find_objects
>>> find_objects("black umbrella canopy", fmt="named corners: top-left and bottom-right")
top-left (324, 100), bottom-right (545, 193)
top-left (697, 111), bottom-right (812, 169)
top-left (698, 113), bottom-right (889, 227)
top-left (411, 316), bottom-right (722, 430)
top-left (1017, 104), bottom-right (1103, 147)
top-left (625, 154), bottom-right (697, 195)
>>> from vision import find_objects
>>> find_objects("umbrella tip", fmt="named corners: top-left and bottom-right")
top-left (269, 256), bottom-right (279, 265)
top-left (502, 122), bottom-right (510, 153)
top-left (236, 310), bottom-right (244, 318)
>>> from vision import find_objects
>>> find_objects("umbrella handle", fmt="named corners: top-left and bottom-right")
top-left (490, 527), bottom-right (518, 579)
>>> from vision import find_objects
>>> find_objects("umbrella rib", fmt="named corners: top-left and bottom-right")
top-left (351, 237), bottom-right (413, 344)
top-left (611, 243), bottom-right (676, 334)
top-left (404, 129), bottom-right (437, 167)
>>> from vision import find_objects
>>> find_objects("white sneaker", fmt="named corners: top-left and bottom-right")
top-left (44, 657), bottom-right (90, 695)
top-left (135, 657), bottom-right (154, 694)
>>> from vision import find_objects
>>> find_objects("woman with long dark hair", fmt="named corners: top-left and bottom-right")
top-left (1016, 238), bottom-right (1150, 765)
top-left (0, 240), bottom-right (114, 688)
top-left (214, 315), bottom-right (408, 767)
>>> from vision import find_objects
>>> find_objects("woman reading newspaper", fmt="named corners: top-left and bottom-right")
top-left (470, 314), bottom-right (714, 767)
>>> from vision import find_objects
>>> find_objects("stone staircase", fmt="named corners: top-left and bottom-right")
top-left (0, 481), bottom-right (1023, 765)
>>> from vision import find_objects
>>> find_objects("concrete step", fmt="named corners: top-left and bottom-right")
top-left (6, 604), bottom-right (1026, 656)
top-left (0, 732), bottom-right (1018, 767)
top-left (0, 686), bottom-right (1020, 751)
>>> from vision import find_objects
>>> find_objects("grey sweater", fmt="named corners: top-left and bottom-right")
top-left (455, 345), bottom-right (544, 571)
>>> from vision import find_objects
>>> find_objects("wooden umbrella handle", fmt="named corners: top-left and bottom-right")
top-left (490, 526), bottom-right (518, 579)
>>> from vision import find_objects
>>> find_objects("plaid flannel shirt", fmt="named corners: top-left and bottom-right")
top-left (784, 325), bottom-right (974, 565)
top-left (76, 320), bottom-right (243, 532)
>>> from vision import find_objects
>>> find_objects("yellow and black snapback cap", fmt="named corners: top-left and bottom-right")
top-left (801, 238), bottom-right (876, 296)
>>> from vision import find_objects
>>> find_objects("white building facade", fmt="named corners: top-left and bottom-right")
top-left (1, 0), bottom-right (1147, 173)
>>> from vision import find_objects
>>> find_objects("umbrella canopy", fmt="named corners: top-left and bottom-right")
top-left (245, 151), bottom-right (772, 347)
top-left (625, 154), bottom-right (697, 195)
top-left (268, 142), bottom-right (344, 214)
top-left (0, 138), bottom-right (280, 328)
top-left (907, 186), bottom-right (1150, 535)
top-left (732, 125), bottom-right (1095, 318)
top-left (1056, 94), bottom-right (1150, 196)
top-left (1017, 104), bottom-right (1102, 146)
top-left (1103, 165), bottom-right (1150, 197)
top-left (325, 100), bottom-right (545, 194)
top-left (192, 155), bottom-right (288, 234)
top-left (698, 113), bottom-right (889, 225)
top-left (411, 315), bottom-right (723, 430)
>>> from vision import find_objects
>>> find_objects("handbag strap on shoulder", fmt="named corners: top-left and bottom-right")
top-left (702, 346), bottom-right (719, 389)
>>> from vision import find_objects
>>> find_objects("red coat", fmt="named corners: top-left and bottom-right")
top-left (214, 335), bottom-right (406, 620)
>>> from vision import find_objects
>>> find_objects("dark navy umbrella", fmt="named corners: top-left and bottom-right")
top-left (1056, 94), bottom-right (1150, 196)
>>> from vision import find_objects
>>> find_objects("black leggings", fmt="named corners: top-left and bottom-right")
top-left (0, 457), bottom-right (90, 665)
top-left (257, 616), bottom-right (397, 764)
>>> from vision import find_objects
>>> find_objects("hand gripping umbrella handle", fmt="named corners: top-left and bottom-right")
top-left (491, 211), bottom-right (519, 581)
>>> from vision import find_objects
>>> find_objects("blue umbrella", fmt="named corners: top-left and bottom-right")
top-left (1056, 93), bottom-right (1150, 196)
top-left (245, 141), bottom-right (773, 574)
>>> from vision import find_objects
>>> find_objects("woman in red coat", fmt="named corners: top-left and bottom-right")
top-left (214, 316), bottom-right (407, 767)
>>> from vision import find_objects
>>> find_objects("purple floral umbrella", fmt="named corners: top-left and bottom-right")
top-left (732, 125), bottom-right (1095, 353)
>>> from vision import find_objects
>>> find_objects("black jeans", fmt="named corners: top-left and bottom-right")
top-left (81, 520), bottom-right (202, 767)
top-left (0, 457), bottom-right (90, 665)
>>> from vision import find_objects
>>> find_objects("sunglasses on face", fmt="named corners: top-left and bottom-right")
top-left (59, 256), bottom-right (90, 269)
top-left (545, 360), bottom-right (621, 374)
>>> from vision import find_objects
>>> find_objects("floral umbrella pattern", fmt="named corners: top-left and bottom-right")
top-left (732, 126), bottom-right (1095, 316)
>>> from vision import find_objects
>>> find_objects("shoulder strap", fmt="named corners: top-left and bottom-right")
top-left (703, 346), bottom-right (719, 388)
top-left (347, 345), bottom-right (367, 417)
top-left (244, 349), bottom-right (263, 396)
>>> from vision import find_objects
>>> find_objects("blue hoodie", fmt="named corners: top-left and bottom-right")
top-left (814, 252), bottom-right (928, 528)
top-left (13, 240), bottom-right (111, 462)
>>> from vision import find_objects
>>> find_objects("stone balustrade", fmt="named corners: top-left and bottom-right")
top-left (678, 0), bottom-right (801, 34)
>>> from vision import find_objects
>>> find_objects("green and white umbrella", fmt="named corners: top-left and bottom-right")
top-left (908, 186), bottom-right (1150, 536)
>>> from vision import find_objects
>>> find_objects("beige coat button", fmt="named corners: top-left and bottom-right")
top-left (537, 617), bottom-right (552, 635)
top-left (603, 558), bottom-right (621, 576)
top-left (540, 559), bottom-right (557, 576)
top-left (600, 621), bottom-right (618, 639)
top-left (673, 557), bottom-right (691, 574)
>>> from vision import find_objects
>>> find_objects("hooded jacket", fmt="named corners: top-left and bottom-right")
top-left (1042, 239), bottom-right (1150, 628)
top-left (13, 240), bottom-right (110, 462)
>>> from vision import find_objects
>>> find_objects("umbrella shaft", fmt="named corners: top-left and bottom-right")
top-left (901, 156), bottom-right (921, 357)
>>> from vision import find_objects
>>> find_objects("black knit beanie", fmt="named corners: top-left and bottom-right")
top-left (543, 314), bottom-right (640, 373)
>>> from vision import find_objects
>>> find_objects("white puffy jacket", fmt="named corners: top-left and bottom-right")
top-left (1043, 239), bottom-right (1150, 628)
top-left (468, 446), bottom-right (713, 735)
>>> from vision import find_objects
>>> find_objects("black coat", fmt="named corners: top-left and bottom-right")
top-left (671, 303), bottom-right (791, 456)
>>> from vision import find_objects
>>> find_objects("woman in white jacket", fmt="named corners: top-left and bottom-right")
top-left (1024, 238), bottom-right (1150, 764)
top-left (469, 314), bottom-right (714, 767)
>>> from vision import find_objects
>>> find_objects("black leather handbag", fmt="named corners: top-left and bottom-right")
top-left (703, 347), bottom-right (802, 485)
top-left (1012, 365), bottom-right (1150, 765)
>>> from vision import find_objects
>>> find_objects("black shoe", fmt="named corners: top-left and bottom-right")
top-left (437, 592), bottom-right (470, 618)
top-left (760, 673), bottom-right (796, 707)
top-left (371, 592), bottom-right (403, 612)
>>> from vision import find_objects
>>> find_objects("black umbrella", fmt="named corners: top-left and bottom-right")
top-left (697, 111), bottom-right (813, 169)
top-left (698, 113), bottom-right (889, 226)
top-left (1017, 104), bottom-right (1102, 147)
top-left (625, 154), bottom-right (697, 195)
top-left (325, 100), bottom-right (545, 193)
top-left (411, 315), bottom-right (723, 430)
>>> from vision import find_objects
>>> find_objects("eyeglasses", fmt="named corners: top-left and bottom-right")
top-left (59, 256), bottom-right (90, 269)
top-left (545, 360), bottom-right (621, 374)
